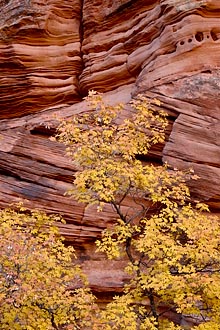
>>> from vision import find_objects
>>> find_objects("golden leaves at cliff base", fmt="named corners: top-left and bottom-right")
top-left (0, 206), bottom-right (98, 330)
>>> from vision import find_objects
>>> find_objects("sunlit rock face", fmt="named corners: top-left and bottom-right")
top-left (0, 0), bottom-right (220, 294)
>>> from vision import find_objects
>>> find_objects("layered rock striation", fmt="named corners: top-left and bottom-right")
top-left (0, 0), bottom-right (82, 118)
top-left (0, 0), bottom-right (220, 292)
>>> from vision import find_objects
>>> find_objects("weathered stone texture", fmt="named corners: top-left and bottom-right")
top-left (0, 0), bottom-right (220, 292)
top-left (0, 0), bottom-right (82, 118)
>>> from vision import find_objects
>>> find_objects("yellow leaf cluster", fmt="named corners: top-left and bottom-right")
top-left (0, 206), bottom-right (97, 329)
top-left (56, 91), bottom-right (168, 208)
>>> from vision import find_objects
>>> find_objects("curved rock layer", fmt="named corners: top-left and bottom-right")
top-left (0, 0), bottom-right (82, 118)
top-left (0, 0), bottom-right (220, 292)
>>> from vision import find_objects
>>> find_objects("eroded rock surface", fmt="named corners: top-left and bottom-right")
top-left (0, 0), bottom-right (220, 293)
top-left (0, 0), bottom-right (82, 118)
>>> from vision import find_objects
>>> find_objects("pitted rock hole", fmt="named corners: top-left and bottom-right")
top-left (195, 32), bottom-right (204, 42)
top-left (211, 30), bottom-right (219, 41)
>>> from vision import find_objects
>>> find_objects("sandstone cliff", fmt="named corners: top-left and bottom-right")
top-left (0, 0), bottom-right (220, 294)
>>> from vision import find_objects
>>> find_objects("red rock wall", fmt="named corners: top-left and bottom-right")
top-left (0, 0), bottom-right (82, 118)
top-left (0, 0), bottom-right (220, 294)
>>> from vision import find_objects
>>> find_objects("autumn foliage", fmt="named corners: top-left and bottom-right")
top-left (56, 91), bottom-right (220, 330)
top-left (0, 92), bottom-right (219, 330)
top-left (0, 206), bottom-right (96, 330)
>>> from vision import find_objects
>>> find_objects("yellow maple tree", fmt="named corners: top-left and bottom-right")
top-left (56, 91), bottom-right (220, 329)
